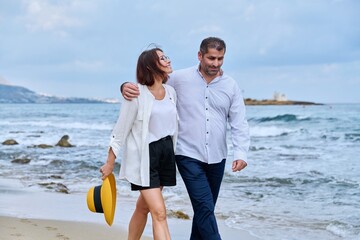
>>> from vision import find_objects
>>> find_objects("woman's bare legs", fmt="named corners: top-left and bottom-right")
top-left (140, 187), bottom-right (170, 240)
top-left (128, 194), bottom-right (150, 240)
top-left (128, 187), bottom-right (167, 240)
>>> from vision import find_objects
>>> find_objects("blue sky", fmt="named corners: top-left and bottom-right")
top-left (0, 0), bottom-right (359, 103)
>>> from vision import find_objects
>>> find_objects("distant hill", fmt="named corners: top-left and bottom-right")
top-left (0, 84), bottom-right (109, 104)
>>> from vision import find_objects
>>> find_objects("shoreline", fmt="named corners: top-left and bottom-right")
top-left (0, 178), bottom-right (261, 240)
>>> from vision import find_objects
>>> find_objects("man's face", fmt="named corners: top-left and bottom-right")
top-left (198, 48), bottom-right (225, 79)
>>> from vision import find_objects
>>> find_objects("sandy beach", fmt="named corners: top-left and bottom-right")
top-left (0, 216), bottom-right (141, 240)
top-left (0, 216), bottom-right (259, 240)
top-left (0, 178), bottom-right (260, 240)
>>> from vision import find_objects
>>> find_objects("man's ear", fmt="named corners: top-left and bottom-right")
top-left (198, 51), bottom-right (202, 61)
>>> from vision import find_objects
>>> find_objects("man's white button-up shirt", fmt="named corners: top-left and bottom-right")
top-left (168, 66), bottom-right (250, 164)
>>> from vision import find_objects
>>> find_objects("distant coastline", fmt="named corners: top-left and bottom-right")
top-left (244, 98), bottom-right (323, 106)
top-left (0, 83), bottom-right (117, 104)
top-left (1, 83), bottom-right (322, 105)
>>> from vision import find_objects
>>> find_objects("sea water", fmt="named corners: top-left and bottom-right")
top-left (0, 103), bottom-right (359, 240)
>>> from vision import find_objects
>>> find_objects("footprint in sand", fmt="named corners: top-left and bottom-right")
top-left (56, 233), bottom-right (70, 240)
top-left (10, 233), bottom-right (23, 237)
top-left (45, 226), bottom-right (58, 231)
top-left (20, 218), bottom-right (31, 223)
top-left (20, 218), bottom-right (38, 226)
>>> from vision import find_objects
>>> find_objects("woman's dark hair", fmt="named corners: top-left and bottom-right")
top-left (199, 37), bottom-right (226, 55)
top-left (136, 47), bottom-right (168, 86)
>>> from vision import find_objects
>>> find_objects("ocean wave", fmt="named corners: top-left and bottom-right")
top-left (30, 159), bottom-right (53, 166)
top-left (225, 211), bottom-right (359, 240)
top-left (250, 114), bottom-right (311, 123)
top-left (223, 173), bottom-right (359, 190)
top-left (250, 126), bottom-right (296, 137)
top-left (345, 133), bottom-right (360, 142)
top-left (279, 145), bottom-right (317, 150)
top-left (249, 146), bottom-right (270, 151)
top-left (278, 153), bottom-right (320, 161)
top-left (326, 221), bottom-right (360, 239)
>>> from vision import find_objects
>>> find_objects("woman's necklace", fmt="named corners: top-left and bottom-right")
top-left (148, 85), bottom-right (165, 100)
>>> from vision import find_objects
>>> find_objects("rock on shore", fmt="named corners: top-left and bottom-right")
top-left (55, 135), bottom-right (75, 147)
top-left (2, 139), bottom-right (19, 145)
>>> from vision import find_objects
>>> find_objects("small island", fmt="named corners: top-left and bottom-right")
top-left (244, 92), bottom-right (323, 106)
top-left (244, 98), bottom-right (322, 105)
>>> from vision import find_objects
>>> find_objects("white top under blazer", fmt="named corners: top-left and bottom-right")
top-left (109, 84), bottom-right (178, 187)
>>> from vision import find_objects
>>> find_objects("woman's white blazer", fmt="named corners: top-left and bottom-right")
top-left (109, 84), bottom-right (178, 187)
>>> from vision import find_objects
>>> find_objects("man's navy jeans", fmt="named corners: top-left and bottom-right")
top-left (176, 155), bottom-right (226, 240)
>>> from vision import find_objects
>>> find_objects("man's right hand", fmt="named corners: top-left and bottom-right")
top-left (121, 82), bottom-right (140, 100)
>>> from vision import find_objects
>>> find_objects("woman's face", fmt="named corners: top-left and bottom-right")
top-left (157, 50), bottom-right (172, 74)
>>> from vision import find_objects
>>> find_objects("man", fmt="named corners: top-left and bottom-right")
top-left (122, 37), bottom-right (250, 240)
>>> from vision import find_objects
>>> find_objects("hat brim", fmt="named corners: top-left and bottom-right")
top-left (86, 173), bottom-right (117, 226)
top-left (101, 173), bottom-right (117, 226)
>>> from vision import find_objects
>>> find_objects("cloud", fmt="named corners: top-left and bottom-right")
top-left (1, 0), bottom-right (359, 102)
top-left (22, 0), bottom-right (90, 36)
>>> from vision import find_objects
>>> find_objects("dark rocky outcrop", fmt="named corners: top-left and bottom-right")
top-left (11, 158), bottom-right (31, 164)
top-left (167, 210), bottom-right (190, 219)
top-left (55, 135), bottom-right (75, 147)
top-left (38, 182), bottom-right (70, 194)
top-left (2, 139), bottom-right (19, 145)
top-left (30, 144), bottom-right (54, 149)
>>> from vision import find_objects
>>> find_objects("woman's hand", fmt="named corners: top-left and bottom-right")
top-left (100, 162), bottom-right (114, 180)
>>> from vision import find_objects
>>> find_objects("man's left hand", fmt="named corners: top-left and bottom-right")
top-left (232, 159), bottom-right (247, 172)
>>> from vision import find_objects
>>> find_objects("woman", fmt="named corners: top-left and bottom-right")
top-left (100, 47), bottom-right (177, 240)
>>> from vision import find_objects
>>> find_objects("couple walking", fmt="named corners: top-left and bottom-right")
top-left (100, 37), bottom-right (250, 240)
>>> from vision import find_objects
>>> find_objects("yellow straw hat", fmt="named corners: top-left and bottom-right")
top-left (87, 173), bottom-right (116, 226)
